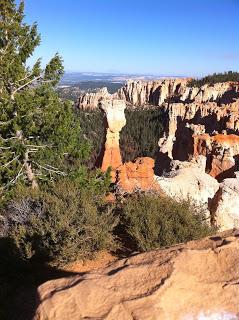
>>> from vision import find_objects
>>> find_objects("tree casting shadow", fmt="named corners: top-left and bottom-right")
top-left (0, 238), bottom-right (79, 320)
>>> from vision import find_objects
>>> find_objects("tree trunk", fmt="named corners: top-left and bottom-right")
top-left (24, 151), bottom-right (38, 189)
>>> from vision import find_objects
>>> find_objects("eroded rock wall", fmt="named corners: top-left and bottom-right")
top-left (77, 79), bottom-right (239, 109)
top-left (98, 86), bottom-right (239, 231)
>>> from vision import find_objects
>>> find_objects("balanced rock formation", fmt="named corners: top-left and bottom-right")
top-left (100, 99), bottom-right (126, 180)
top-left (34, 230), bottom-right (239, 320)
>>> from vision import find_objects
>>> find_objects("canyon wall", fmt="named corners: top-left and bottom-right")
top-left (93, 80), bottom-right (239, 231)
top-left (77, 79), bottom-right (239, 109)
top-left (159, 99), bottom-right (239, 176)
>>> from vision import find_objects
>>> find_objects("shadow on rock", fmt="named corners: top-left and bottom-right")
top-left (0, 238), bottom-right (79, 320)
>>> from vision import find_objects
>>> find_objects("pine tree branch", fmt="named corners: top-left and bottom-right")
top-left (1, 155), bottom-right (20, 168)
top-left (3, 165), bottom-right (24, 189)
top-left (33, 161), bottom-right (67, 176)
top-left (11, 75), bottom-right (42, 98)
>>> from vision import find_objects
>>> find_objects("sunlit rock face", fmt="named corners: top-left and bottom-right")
top-left (116, 157), bottom-right (161, 193)
top-left (117, 78), bottom-right (189, 106)
top-left (100, 99), bottom-right (126, 180)
top-left (34, 230), bottom-right (239, 320)
top-left (212, 172), bottom-right (239, 230)
top-left (78, 87), bottom-right (111, 110)
top-left (159, 98), bottom-right (239, 178)
top-left (193, 133), bottom-right (239, 181)
top-left (77, 79), bottom-right (239, 109)
top-left (156, 156), bottom-right (220, 216)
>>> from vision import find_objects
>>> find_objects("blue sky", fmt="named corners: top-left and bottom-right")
top-left (23, 0), bottom-right (239, 76)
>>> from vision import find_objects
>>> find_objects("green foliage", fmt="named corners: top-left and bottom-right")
top-left (76, 109), bottom-right (105, 168)
top-left (121, 108), bottom-right (166, 162)
top-left (188, 71), bottom-right (239, 87)
top-left (4, 179), bottom-right (118, 266)
top-left (121, 194), bottom-right (215, 251)
top-left (0, 0), bottom-right (90, 196)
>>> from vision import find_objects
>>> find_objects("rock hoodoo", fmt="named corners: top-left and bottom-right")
top-left (159, 99), bottom-right (239, 179)
top-left (100, 99), bottom-right (126, 180)
top-left (34, 230), bottom-right (239, 320)
top-left (95, 79), bottom-right (239, 231)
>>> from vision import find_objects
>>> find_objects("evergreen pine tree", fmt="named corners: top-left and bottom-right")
top-left (0, 0), bottom-right (90, 195)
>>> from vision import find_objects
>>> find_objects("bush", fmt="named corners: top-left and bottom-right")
top-left (3, 180), bottom-right (118, 266)
top-left (121, 194), bottom-right (215, 251)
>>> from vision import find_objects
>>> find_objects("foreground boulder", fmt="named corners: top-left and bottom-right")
top-left (213, 172), bottom-right (239, 230)
top-left (34, 231), bottom-right (239, 320)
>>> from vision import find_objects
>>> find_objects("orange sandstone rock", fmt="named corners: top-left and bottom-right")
top-left (34, 230), bottom-right (239, 320)
top-left (100, 99), bottom-right (126, 181)
top-left (193, 134), bottom-right (239, 180)
top-left (117, 157), bottom-right (161, 193)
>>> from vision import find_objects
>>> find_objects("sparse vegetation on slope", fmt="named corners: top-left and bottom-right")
top-left (121, 194), bottom-right (215, 251)
top-left (188, 71), bottom-right (239, 87)
top-left (2, 179), bottom-right (118, 266)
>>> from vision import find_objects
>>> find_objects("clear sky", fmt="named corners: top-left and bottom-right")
top-left (23, 0), bottom-right (239, 76)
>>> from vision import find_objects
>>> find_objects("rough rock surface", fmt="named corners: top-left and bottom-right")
top-left (100, 99), bottom-right (126, 180)
top-left (193, 134), bottom-right (239, 180)
top-left (156, 158), bottom-right (219, 211)
top-left (34, 230), bottom-right (239, 320)
top-left (159, 98), bottom-right (239, 179)
top-left (213, 172), bottom-right (239, 230)
top-left (117, 157), bottom-right (161, 193)
top-left (78, 87), bottom-right (111, 110)
top-left (77, 79), bottom-right (239, 109)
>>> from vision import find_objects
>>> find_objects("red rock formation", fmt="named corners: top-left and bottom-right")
top-left (193, 134), bottom-right (239, 180)
top-left (100, 99), bottom-right (126, 181)
top-left (34, 230), bottom-right (239, 320)
top-left (117, 157), bottom-right (161, 193)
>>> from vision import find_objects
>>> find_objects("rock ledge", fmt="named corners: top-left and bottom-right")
top-left (34, 230), bottom-right (239, 320)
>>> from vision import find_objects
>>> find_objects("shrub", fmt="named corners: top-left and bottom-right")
top-left (3, 180), bottom-right (118, 266)
top-left (121, 194), bottom-right (215, 251)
